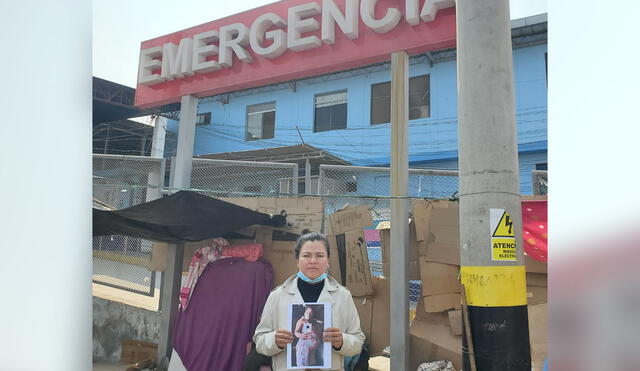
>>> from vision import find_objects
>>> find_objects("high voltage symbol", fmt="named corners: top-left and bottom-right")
top-left (493, 211), bottom-right (514, 238)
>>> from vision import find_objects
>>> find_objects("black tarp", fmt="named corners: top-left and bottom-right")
top-left (93, 191), bottom-right (285, 243)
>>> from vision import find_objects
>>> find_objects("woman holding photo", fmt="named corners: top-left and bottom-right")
top-left (253, 232), bottom-right (364, 370)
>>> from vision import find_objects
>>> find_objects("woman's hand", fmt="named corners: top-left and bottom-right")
top-left (275, 329), bottom-right (294, 349)
top-left (323, 327), bottom-right (343, 349)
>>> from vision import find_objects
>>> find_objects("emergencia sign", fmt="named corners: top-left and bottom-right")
top-left (490, 208), bottom-right (517, 261)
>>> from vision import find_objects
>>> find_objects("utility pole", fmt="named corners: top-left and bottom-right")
top-left (456, 1), bottom-right (531, 370)
top-left (389, 51), bottom-right (410, 371)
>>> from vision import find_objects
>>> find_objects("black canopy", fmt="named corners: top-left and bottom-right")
top-left (93, 191), bottom-right (285, 243)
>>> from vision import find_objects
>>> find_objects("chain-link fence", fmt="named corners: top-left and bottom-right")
top-left (189, 158), bottom-right (298, 197)
top-left (532, 170), bottom-right (548, 195)
top-left (318, 164), bottom-right (460, 305)
top-left (92, 154), bottom-right (163, 297)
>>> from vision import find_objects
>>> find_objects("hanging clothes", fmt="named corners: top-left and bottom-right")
top-left (179, 237), bottom-right (229, 311)
top-left (173, 257), bottom-right (274, 371)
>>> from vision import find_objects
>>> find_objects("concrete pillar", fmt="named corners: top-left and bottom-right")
top-left (158, 96), bottom-right (197, 368)
top-left (171, 95), bottom-right (198, 189)
top-left (151, 116), bottom-right (167, 158)
top-left (389, 51), bottom-right (410, 371)
top-left (143, 115), bottom-right (167, 253)
top-left (456, 0), bottom-right (530, 369)
top-left (305, 158), bottom-right (311, 194)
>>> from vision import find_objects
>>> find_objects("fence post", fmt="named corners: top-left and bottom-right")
top-left (390, 50), bottom-right (410, 371)
top-left (157, 243), bottom-right (184, 369)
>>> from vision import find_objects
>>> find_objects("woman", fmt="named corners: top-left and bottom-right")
top-left (253, 232), bottom-right (365, 370)
top-left (294, 306), bottom-right (321, 366)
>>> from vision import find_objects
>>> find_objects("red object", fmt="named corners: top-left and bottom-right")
top-left (521, 200), bottom-right (547, 262)
top-left (135, 0), bottom-right (456, 108)
top-left (222, 243), bottom-right (263, 262)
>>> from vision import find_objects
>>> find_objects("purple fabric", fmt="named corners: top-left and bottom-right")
top-left (173, 257), bottom-right (273, 371)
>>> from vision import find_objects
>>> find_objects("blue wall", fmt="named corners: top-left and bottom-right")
top-left (165, 43), bottom-right (547, 194)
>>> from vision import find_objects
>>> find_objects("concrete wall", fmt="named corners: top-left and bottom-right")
top-left (92, 297), bottom-right (161, 363)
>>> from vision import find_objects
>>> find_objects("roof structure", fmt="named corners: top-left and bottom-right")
top-left (92, 77), bottom-right (181, 155)
top-left (197, 144), bottom-right (350, 170)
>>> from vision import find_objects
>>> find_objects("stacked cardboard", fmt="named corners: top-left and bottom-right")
top-left (411, 199), bottom-right (548, 370)
top-left (410, 199), bottom-right (463, 370)
top-left (326, 205), bottom-right (375, 297)
top-left (375, 220), bottom-right (420, 280)
top-left (354, 276), bottom-right (390, 355)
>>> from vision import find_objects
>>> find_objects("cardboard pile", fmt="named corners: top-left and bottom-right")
top-left (410, 199), bottom-right (548, 371)
top-left (375, 220), bottom-right (420, 280)
top-left (409, 200), bottom-right (463, 371)
top-left (326, 205), bottom-right (375, 297)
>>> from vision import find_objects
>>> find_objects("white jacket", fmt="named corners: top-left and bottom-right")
top-left (253, 275), bottom-right (365, 371)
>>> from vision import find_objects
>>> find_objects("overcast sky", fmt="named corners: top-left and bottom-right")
top-left (93, 0), bottom-right (548, 88)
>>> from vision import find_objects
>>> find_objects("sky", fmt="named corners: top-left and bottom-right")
top-left (92, 0), bottom-right (548, 88)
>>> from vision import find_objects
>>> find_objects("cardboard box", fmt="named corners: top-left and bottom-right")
top-left (447, 309), bottom-right (463, 336)
top-left (376, 220), bottom-right (419, 261)
top-left (527, 285), bottom-right (548, 305)
top-left (528, 303), bottom-right (547, 371)
top-left (360, 276), bottom-right (390, 355)
top-left (261, 241), bottom-right (298, 287)
top-left (223, 197), bottom-right (324, 234)
top-left (376, 220), bottom-right (420, 280)
top-left (327, 206), bottom-right (374, 296)
top-left (423, 293), bottom-right (461, 313)
top-left (526, 272), bottom-right (548, 287)
top-left (353, 296), bottom-right (373, 342)
top-left (368, 356), bottom-right (391, 371)
top-left (524, 255), bottom-right (547, 273)
top-left (120, 339), bottom-right (157, 364)
top-left (412, 200), bottom-right (460, 264)
top-left (326, 205), bottom-right (374, 236)
top-left (382, 260), bottom-right (421, 281)
top-left (409, 315), bottom-right (462, 371)
top-left (419, 260), bottom-right (460, 296)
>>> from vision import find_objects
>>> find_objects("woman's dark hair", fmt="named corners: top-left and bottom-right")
top-left (294, 232), bottom-right (330, 259)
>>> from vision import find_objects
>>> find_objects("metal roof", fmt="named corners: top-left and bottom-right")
top-left (197, 144), bottom-right (350, 169)
top-left (92, 76), bottom-right (180, 124)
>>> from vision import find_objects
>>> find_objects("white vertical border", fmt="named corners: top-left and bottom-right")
top-left (0, 0), bottom-right (92, 369)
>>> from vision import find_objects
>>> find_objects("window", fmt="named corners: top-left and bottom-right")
top-left (314, 90), bottom-right (347, 132)
top-left (196, 112), bottom-right (211, 125)
top-left (246, 102), bottom-right (275, 140)
top-left (370, 75), bottom-right (430, 125)
top-left (535, 163), bottom-right (548, 171)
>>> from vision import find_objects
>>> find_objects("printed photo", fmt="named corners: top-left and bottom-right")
top-left (287, 303), bottom-right (332, 369)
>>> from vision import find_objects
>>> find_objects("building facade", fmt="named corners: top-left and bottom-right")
top-left (157, 12), bottom-right (547, 195)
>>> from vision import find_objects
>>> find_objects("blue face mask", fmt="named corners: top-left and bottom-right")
top-left (297, 271), bottom-right (327, 284)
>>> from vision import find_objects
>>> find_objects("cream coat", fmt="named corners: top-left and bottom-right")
top-left (253, 275), bottom-right (365, 371)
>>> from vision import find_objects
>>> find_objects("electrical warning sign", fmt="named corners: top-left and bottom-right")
top-left (490, 209), bottom-right (517, 261)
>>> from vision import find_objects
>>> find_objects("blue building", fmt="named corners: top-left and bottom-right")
top-left (164, 14), bottom-right (547, 195)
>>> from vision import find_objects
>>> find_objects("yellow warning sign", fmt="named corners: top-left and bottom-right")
top-left (493, 211), bottom-right (514, 237)
top-left (492, 238), bottom-right (517, 261)
top-left (490, 208), bottom-right (517, 262)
